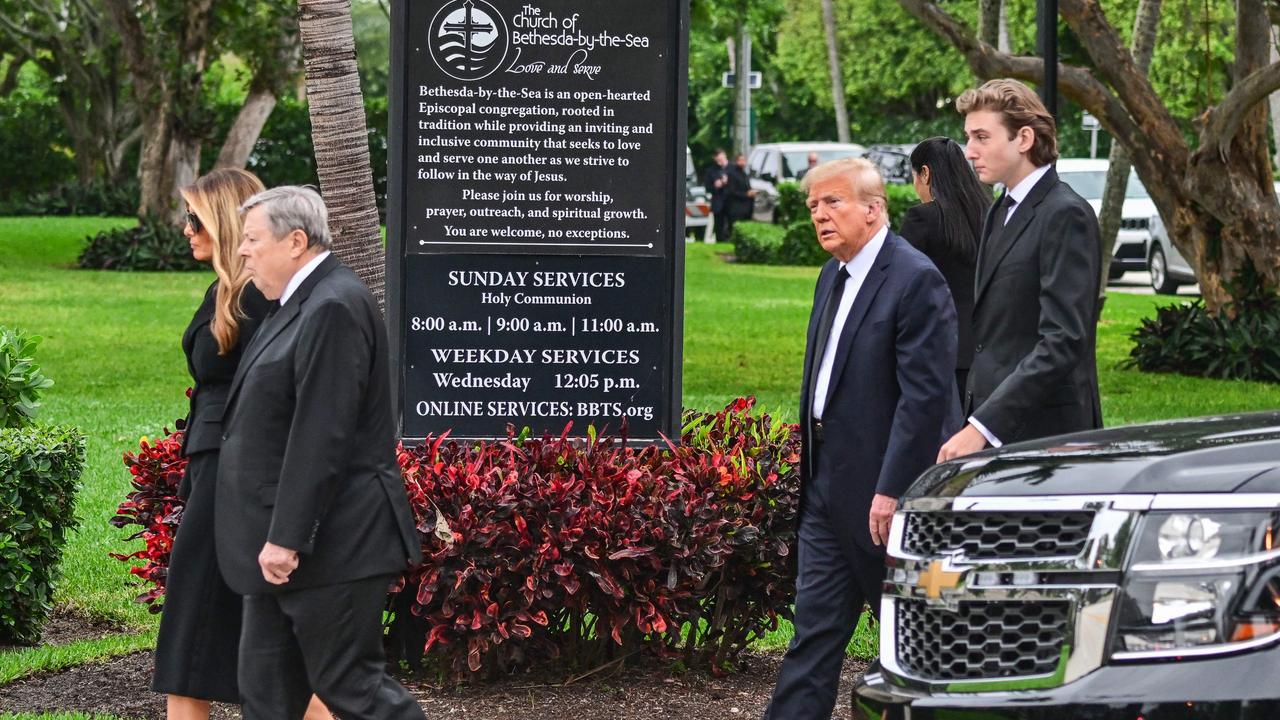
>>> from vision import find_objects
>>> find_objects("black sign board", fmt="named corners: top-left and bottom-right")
top-left (387, 0), bottom-right (688, 443)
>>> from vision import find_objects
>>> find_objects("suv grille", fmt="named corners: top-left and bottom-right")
top-left (897, 599), bottom-right (1070, 680)
top-left (902, 511), bottom-right (1093, 560)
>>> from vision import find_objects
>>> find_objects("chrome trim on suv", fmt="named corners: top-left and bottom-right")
top-left (881, 495), bottom-right (1145, 693)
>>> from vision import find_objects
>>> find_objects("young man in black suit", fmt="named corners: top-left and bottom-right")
top-left (215, 186), bottom-right (425, 720)
top-left (763, 158), bottom-right (960, 719)
top-left (938, 79), bottom-right (1103, 462)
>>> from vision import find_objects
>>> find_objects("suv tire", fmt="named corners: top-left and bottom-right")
top-left (1149, 245), bottom-right (1180, 295)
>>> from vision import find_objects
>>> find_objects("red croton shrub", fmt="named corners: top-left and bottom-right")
top-left (114, 398), bottom-right (800, 678)
top-left (109, 422), bottom-right (187, 611)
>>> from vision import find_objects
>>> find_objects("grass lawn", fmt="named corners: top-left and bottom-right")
top-left (2, 217), bottom-right (1280, 684)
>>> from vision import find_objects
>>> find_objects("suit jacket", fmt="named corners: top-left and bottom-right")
top-left (800, 231), bottom-right (962, 555)
top-left (214, 255), bottom-right (422, 596)
top-left (704, 164), bottom-right (731, 214)
top-left (726, 165), bottom-right (753, 221)
top-left (178, 280), bottom-right (272, 496)
top-left (967, 167), bottom-right (1103, 443)
top-left (897, 201), bottom-right (977, 371)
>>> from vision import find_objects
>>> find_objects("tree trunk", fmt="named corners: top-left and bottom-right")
top-left (998, 1), bottom-right (1010, 53)
top-left (297, 0), bottom-right (385, 308)
top-left (1097, 0), bottom-right (1161, 293)
top-left (821, 0), bottom-right (850, 143)
top-left (1270, 26), bottom-right (1280, 169)
top-left (215, 87), bottom-right (278, 170)
top-left (105, 0), bottom-right (214, 222)
top-left (169, 136), bottom-right (202, 204)
top-left (896, 0), bottom-right (1280, 313)
top-left (978, 0), bottom-right (1000, 48)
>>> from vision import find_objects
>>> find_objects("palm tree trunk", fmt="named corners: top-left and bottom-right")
top-left (297, 0), bottom-right (385, 309)
top-left (1097, 0), bottom-right (1161, 295)
top-left (821, 0), bottom-right (850, 143)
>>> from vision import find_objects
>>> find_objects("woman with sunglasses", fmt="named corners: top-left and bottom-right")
top-left (155, 168), bottom-right (332, 720)
top-left (899, 137), bottom-right (992, 402)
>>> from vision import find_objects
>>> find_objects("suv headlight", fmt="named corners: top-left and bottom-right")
top-left (1113, 510), bottom-right (1280, 657)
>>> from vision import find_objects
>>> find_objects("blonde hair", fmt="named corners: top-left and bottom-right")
top-left (956, 79), bottom-right (1058, 167)
top-left (802, 156), bottom-right (888, 222)
top-left (181, 168), bottom-right (266, 355)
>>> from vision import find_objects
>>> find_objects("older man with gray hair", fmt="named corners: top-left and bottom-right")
top-left (763, 159), bottom-right (960, 718)
top-left (214, 186), bottom-right (424, 719)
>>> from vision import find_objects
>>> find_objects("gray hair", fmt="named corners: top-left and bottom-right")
top-left (239, 185), bottom-right (332, 250)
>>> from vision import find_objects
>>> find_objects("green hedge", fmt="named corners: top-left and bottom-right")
top-left (732, 221), bottom-right (786, 264)
top-left (885, 184), bottom-right (920, 227)
top-left (733, 220), bottom-right (828, 267)
top-left (0, 424), bottom-right (85, 645)
top-left (774, 181), bottom-right (806, 227)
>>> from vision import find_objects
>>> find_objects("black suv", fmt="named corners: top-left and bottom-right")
top-left (855, 411), bottom-right (1280, 719)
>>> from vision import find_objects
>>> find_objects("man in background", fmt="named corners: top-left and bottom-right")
top-left (704, 148), bottom-right (732, 242)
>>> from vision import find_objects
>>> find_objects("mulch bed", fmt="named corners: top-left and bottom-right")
top-left (0, 647), bottom-right (868, 719)
top-left (0, 610), bottom-right (127, 652)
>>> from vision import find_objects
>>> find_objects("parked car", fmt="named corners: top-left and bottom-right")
top-left (746, 141), bottom-right (866, 222)
top-left (1146, 212), bottom-right (1197, 294)
top-left (1056, 158), bottom-right (1158, 279)
top-left (863, 143), bottom-right (916, 185)
top-left (684, 147), bottom-right (711, 240)
top-left (854, 410), bottom-right (1280, 719)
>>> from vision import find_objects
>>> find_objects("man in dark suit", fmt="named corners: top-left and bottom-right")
top-left (763, 158), bottom-right (961, 719)
top-left (938, 79), bottom-right (1103, 462)
top-left (726, 152), bottom-right (757, 229)
top-left (215, 186), bottom-right (425, 720)
top-left (704, 148), bottom-right (732, 242)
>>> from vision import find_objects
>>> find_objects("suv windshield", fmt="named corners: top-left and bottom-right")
top-left (782, 149), bottom-right (862, 178)
top-left (1058, 169), bottom-right (1150, 200)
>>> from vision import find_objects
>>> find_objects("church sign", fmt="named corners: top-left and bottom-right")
top-left (387, 0), bottom-right (689, 443)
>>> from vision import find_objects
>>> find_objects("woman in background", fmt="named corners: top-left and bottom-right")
top-left (154, 168), bottom-right (331, 720)
top-left (898, 136), bottom-right (991, 400)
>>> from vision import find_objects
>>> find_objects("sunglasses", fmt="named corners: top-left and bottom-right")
top-left (185, 211), bottom-right (203, 234)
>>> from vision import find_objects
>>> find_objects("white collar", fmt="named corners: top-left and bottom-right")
top-left (1005, 164), bottom-right (1052, 206)
top-left (841, 224), bottom-right (888, 277)
top-left (279, 250), bottom-right (331, 306)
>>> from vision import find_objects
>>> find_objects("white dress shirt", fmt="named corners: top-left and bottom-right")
top-left (968, 164), bottom-right (1051, 448)
top-left (279, 250), bottom-right (331, 306)
top-left (813, 224), bottom-right (888, 420)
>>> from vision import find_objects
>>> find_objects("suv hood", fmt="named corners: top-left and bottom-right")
top-left (907, 412), bottom-right (1280, 498)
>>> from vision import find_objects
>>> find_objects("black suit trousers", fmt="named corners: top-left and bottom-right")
top-left (239, 574), bottom-right (424, 720)
top-left (763, 455), bottom-right (885, 720)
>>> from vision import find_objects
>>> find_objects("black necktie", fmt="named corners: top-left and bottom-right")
top-left (980, 193), bottom-right (1015, 275)
top-left (809, 267), bottom-right (849, 402)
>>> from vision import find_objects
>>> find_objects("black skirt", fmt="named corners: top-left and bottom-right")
top-left (152, 450), bottom-right (242, 702)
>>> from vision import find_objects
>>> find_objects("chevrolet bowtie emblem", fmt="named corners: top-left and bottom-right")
top-left (916, 560), bottom-right (964, 600)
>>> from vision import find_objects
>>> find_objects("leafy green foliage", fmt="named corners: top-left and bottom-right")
top-left (732, 221), bottom-right (787, 264)
top-left (1, 181), bottom-right (140, 218)
top-left (0, 328), bottom-right (54, 430)
top-left (773, 180), bottom-right (807, 227)
top-left (0, 424), bottom-right (86, 645)
top-left (0, 90), bottom-right (76, 209)
top-left (77, 217), bottom-right (202, 272)
top-left (885, 184), bottom-right (920, 228)
top-left (1126, 265), bottom-right (1280, 382)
